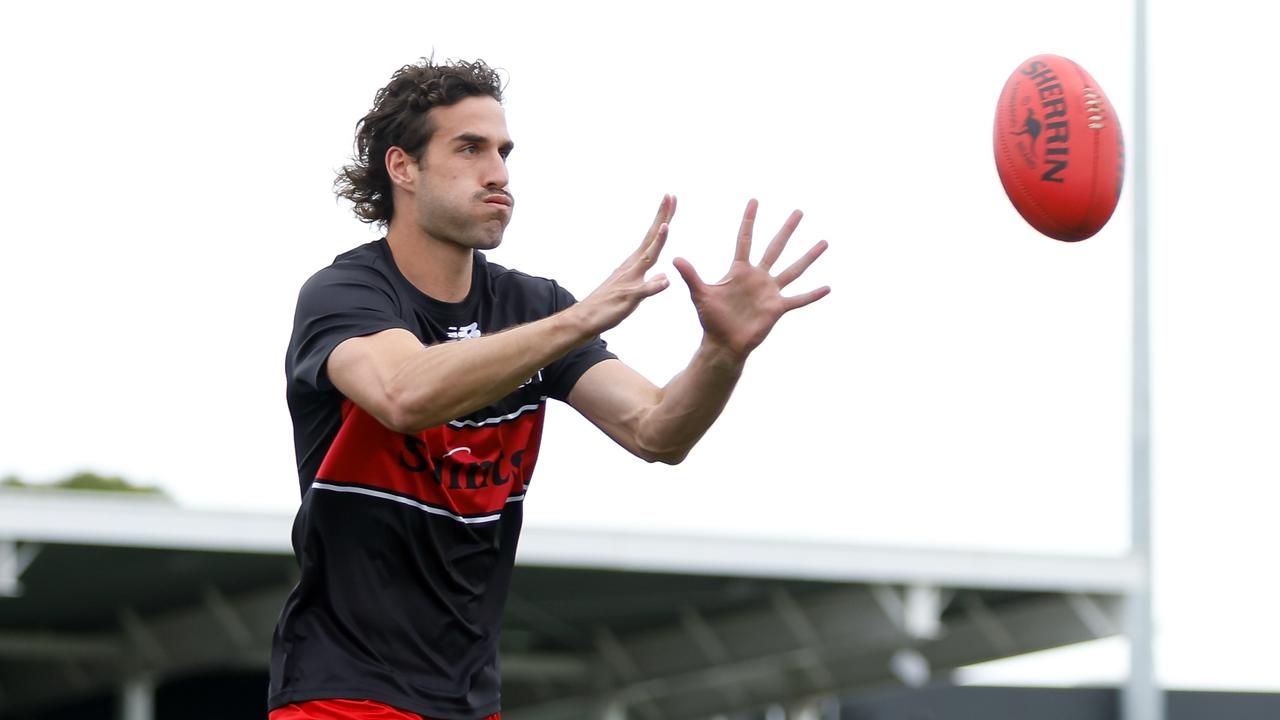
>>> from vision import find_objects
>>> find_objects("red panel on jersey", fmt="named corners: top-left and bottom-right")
top-left (270, 698), bottom-right (500, 720)
top-left (315, 400), bottom-right (544, 518)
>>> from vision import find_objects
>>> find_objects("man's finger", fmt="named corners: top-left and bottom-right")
top-left (759, 209), bottom-right (803, 271)
top-left (782, 285), bottom-right (831, 312)
top-left (775, 240), bottom-right (829, 288)
top-left (734, 199), bottom-right (758, 263)
top-left (634, 222), bottom-right (670, 271)
top-left (639, 194), bottom-right (676, 252)
top-left (672, 257), bottom-right (705, 296)
top-left (641, 273), bottom-right (671, 298)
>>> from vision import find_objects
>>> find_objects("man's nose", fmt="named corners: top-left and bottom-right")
top-left (483, 150), bottom-right (509, 189)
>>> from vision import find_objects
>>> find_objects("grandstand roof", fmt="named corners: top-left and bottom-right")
top-left (0, 488), bottom-right (1140, 719)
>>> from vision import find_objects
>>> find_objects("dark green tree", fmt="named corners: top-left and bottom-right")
top-left (0, 471), bottom-right (166, 495)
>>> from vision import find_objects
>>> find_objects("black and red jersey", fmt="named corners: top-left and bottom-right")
top-left (269, 239), bottom-right (613, 719)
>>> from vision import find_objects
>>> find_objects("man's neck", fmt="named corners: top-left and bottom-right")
top-left (386, 220), bottom-right (474, 303)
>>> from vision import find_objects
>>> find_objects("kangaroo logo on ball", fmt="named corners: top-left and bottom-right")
top-left (1012, 107), bottom-right (1043, 165)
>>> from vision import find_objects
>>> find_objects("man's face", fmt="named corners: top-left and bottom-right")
top-left (413, 95), bottom-right (514, 250)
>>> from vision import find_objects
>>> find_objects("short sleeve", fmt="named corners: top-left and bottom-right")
top-left (287, 263), bottom-right (410, 393)
top-left (541, 281), bottom-right (617, 401)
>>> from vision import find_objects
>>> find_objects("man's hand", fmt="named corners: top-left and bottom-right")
top-left (570, 195), bottom-right (677, 335)
top-left (672, 199), bottom-right (830, 359)
top-left (568, 197), bottom-right (829, 464)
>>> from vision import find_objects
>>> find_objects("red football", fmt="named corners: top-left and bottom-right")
top-left (994, 54), bottom-right (1125, 242)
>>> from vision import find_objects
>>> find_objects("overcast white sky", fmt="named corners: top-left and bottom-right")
top-left (2, 0), bottom-right (1277, 694)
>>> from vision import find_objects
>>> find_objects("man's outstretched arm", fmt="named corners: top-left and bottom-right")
top-left (569, 199), bottom-right (829, 464)
top-left (328, 197), bottom-right (677, 434)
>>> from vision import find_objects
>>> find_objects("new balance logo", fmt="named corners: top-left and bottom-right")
top-left (446, 322), bottom-right (482, 340)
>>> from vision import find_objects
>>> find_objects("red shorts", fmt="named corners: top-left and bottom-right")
top-left (269, 699), bottom-right (500, 720)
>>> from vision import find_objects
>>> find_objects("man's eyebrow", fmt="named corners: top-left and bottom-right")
top-left (452, 133), bottom-right (515, 154)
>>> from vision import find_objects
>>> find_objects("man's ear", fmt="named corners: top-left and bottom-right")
top-left (386, 146), bottom-right (419, 191)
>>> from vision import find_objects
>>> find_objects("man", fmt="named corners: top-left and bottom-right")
top-left (269, 58), bottom-right (829, 720)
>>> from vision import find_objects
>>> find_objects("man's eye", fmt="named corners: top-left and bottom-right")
top-left (462, 145), bottom-right (479, 154)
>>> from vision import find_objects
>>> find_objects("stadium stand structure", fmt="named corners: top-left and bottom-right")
top-left (0, 487), bottom-right (1144, 720)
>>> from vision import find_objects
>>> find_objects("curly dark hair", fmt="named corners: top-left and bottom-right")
top-left (335, 58), bottom-right (505, 226)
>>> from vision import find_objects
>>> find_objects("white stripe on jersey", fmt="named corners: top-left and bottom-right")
top-left (448, 397), bottom-right (548, 428)
top-left (312, 481), bottom-right (524, 524)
